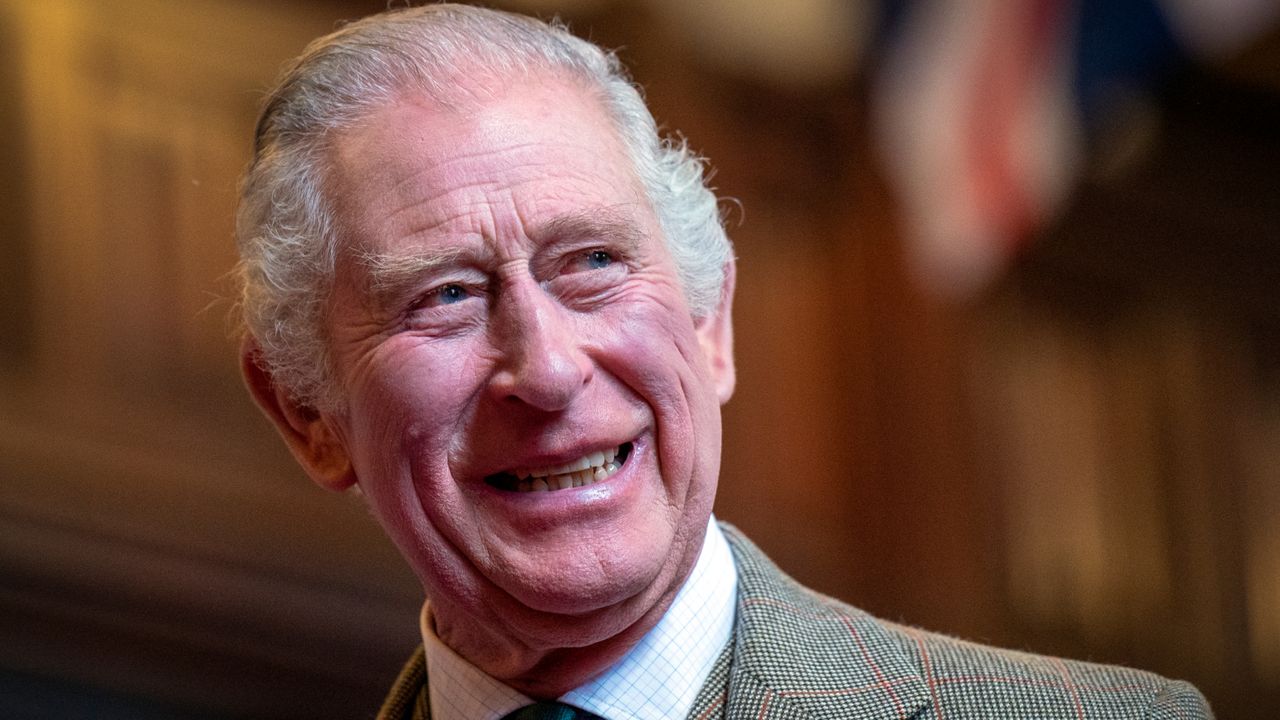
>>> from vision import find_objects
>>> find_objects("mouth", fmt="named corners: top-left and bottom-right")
top-left (485, 442), bottom-right (634, 493)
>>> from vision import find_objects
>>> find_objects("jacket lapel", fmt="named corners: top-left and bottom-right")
top-left (376, 645), bottom-right (430, 720)
top-left (720, 525), bottom-right (931, 720)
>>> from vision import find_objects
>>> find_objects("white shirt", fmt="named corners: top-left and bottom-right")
top-left (421, 517), bottom-right (738, 720)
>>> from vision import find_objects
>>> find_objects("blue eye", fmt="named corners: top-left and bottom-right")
top-left (435, 283), bottom-right (467, 305)
top-left (585, 250), bottom-right (613, 269)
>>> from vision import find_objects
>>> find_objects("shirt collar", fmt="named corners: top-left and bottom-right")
top-left (421, 516), bottom-right (738, 720)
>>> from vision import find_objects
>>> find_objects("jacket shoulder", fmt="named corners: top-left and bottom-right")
top-left (866, 611), bottom-right (1213, 720)
top-left (719, 522), bottom-right (1212, 719)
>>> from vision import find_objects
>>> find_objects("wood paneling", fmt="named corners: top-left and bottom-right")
top-left (1, 1), bottom-right (419, 716)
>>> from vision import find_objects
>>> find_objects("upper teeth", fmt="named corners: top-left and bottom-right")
top-left (509, 446), bottom-right (623, 492)
top-left (514, 446), bottom-right (619, 480)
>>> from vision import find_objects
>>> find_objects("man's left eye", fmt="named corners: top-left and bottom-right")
top-left (553, 248), bottom-right (625, 292)
top-left (584, 249), bottom-right (613, 269)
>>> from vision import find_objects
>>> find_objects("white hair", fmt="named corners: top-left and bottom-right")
top-left (235, 3), bottom-right (732, 411)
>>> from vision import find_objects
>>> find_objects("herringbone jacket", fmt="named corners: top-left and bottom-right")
top-left (377, 525), bottom-right (1212, 719)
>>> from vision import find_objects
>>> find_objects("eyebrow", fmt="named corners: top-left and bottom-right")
top-left (529, 207), bottom-right (645, 251)
top-left (354, 206), bottom-right (645, 308)
top-left (356, 244), bottom-right (469, 310)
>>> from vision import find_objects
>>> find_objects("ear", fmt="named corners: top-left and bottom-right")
top-left (695, 259), bottom-right (736, 404)
top-left (240, 336), bottom-right (357, 492)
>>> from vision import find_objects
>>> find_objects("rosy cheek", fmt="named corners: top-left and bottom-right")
top-left (353, 340), bottom-right (484, 440)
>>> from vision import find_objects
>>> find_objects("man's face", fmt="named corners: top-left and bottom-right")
top-left (317, 75), bottom-right (733, 655)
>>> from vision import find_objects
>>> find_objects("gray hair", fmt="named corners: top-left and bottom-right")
top-left (235, 3), bottom-right (732, 411)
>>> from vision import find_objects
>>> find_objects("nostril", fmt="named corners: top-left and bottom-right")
top-left (491, 344), bottom-right (592, 411)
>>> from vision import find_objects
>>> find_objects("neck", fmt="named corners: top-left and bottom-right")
top-left (433, 587), bottom-right (682, 699)
top-left (511, 594), bottom-right (679, 699)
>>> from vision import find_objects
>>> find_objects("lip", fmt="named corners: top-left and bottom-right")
top-left (474, 434), bottom-right (649, 513)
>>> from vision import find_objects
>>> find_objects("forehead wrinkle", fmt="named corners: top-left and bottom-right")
top-left (395, 199), bottom-right (492, 246)
top-left (384, 140), bottom-right (569, 203)
top-left (380, 155), bottom-right (575, 237)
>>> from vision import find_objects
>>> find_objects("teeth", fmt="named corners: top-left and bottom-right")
top-left (509, 445), bottom-right (624, 493)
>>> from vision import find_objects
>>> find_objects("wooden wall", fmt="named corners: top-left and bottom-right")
top-left (0, 1), bottom-right (422, 716)
top-left (0, 1), bottom-right (1275, 717)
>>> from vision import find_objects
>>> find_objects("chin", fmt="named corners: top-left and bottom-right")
top-left (504, 585), bottom-right (673, 652)
top-left (487, 547), bottom-right (681, 642)
top-left (508, 546), bottom-right (670, 613)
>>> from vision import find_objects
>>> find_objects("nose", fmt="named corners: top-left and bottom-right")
top-left (487, 279), bottom-right (592, 411)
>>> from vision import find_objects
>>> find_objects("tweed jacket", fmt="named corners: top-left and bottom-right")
top-left (377, 525), bottom-right (1212, 719)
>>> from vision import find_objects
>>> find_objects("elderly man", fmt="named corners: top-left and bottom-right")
top-left (235, 5), bottom-right (1211, 719)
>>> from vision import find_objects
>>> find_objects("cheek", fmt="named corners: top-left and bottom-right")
top-left (344, 338), bottom-right (490, 466)
top-left (609, 294), bottom-right (717, 397)
top-left (604, 296), bottom-right (722, 454)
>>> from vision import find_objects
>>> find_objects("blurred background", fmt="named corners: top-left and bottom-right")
top-left (0, 0), bottom-right (1276, 717)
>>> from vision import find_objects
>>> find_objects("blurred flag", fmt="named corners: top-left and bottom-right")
top-left (871, 0), bottom-right (1278, 298)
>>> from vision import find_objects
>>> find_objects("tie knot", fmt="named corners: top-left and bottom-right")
top-left (499, 700), bottom-right (604, 720)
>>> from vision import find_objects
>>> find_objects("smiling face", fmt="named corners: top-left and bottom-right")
top-left (284, 73), bottom-right (733, 681)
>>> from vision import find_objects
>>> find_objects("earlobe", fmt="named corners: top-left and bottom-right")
top-left (240, 336), bottom-right (357, 492)
top-left (695, 260), bottom-right (737, 404)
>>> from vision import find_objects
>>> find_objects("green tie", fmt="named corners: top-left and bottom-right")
top-left (499, 701), bottom-right (606, 720)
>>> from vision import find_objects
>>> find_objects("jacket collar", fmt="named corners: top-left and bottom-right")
top-left (379, 525), bottom-right (932, 720)
top-left (720, 525), bottom-right (931, 720)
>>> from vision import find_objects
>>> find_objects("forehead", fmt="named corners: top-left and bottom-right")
top-left (323, 73), bottom-right (652, 260)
